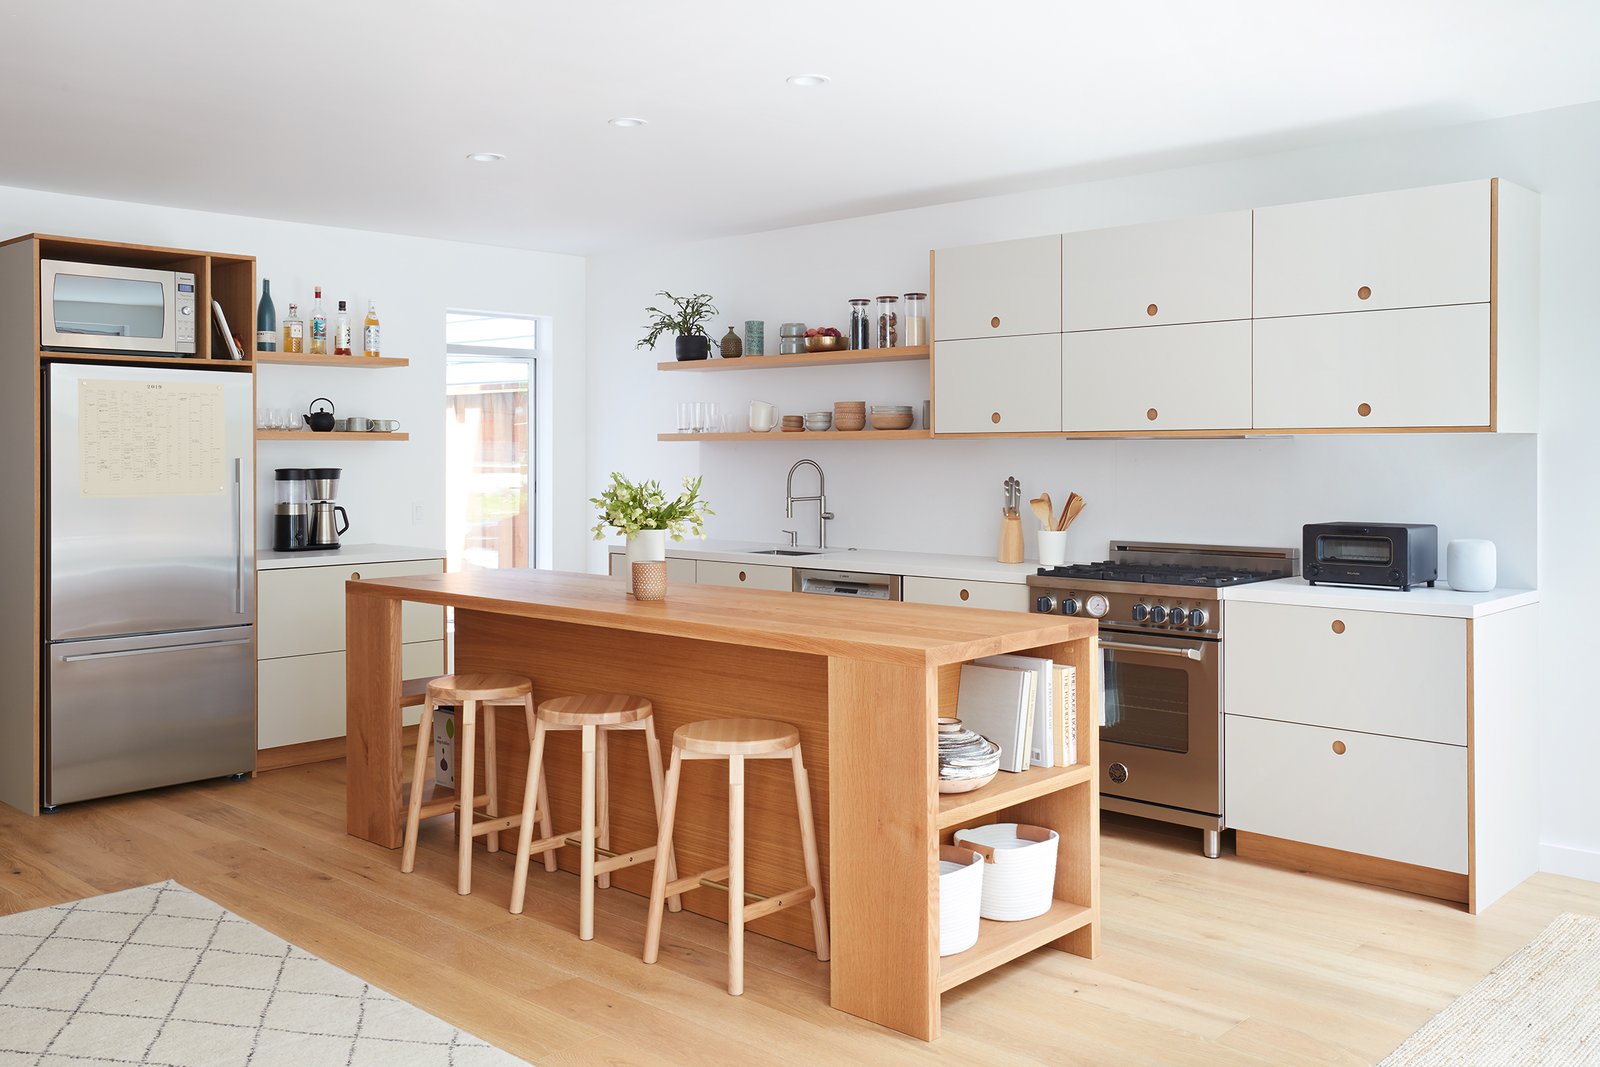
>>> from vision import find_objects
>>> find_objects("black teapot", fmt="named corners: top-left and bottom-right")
top-left (304, 398), bottom-right (335, 433)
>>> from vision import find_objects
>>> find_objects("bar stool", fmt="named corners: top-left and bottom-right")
top-left (400, 673), bottom-right (557, 896)
top-left (508, 694), bottom-right (681, 940)
top-left (642, 718), bottom-right (829, 996)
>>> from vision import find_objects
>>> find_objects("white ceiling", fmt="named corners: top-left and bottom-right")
top-left (2, 1), bottom-right (1598, 255)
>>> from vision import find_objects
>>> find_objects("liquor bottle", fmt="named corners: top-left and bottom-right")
top-left (334, 300), bottom-right (352, 356)
top-left (282, 303), bottom-right (305, 354)
top-left (362, 302), bottom-right (380, 358)
top-left (256, 279), bottom-right (277, 353)
top-left (309, 286), bottom-right (328, 355)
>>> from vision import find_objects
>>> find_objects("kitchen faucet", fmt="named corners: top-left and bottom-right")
top-left (784, 458), bottom-right (834, 549)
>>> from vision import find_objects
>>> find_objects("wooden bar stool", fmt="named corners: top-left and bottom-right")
top-left (400, 673), bottom-right (556, 896)
top-left (509, 694), bottom-right (681, 939)
top-left (643, 718), bottom-right (830, 996)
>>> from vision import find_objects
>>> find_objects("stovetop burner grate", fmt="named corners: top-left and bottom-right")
top-left (1035, 561), bottom-right (1285, 588)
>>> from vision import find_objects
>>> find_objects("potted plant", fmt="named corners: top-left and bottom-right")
top-left (591, 473), bottom-right (713, 598)
top-left (637, 291), bottom-right (718, 361)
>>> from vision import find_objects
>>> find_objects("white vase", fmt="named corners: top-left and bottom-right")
top-left (625, 529), bottom-right (667, 593)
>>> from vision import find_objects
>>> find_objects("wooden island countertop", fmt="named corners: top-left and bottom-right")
top-left (345, 569), bottom-right (1101, 1040)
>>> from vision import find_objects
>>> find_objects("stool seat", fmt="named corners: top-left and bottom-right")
top-left (674, 717), bottom-right (799, 756)
top-left (539, 693), bottom-right (653, 727)
top-left (428, 673), bottom-right (533, 704)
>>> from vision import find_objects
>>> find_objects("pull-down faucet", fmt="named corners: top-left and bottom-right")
top-left (784, 458), bottom-right (834, 549)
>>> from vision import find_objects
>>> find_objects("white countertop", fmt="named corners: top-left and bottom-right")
top-left (257, 543), bottom-right (446, 571)
top-left (1222, 576), bottom-right (1539, 619)
top-left (610, 539), bottom-right (1041, 585)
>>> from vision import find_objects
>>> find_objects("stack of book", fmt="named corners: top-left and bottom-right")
top-left (954, 656), bottom-right (1078, 773)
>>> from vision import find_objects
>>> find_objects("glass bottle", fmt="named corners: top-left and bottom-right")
top-left (255, 279), bottom-right (277, 353)
top-left (849, 298), bottom-right (871, 350)
top-left (903, 292), bottom-right (928, 346)
top-left (363, 302), bottom-right (380, 358)
top-left (875, 295), bottom-right (900, 348)
top-left (334, 300), bottom-right (352, 356)
top-left (281, 303), bottom-right (305, 354)
top-left (309, 286), bottom-right (328, 355)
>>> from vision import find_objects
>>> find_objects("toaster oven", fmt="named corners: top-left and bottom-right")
top-left (1303, 522), bottom-right (1438, 591)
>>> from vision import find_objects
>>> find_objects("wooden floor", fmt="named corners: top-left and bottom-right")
top-left (2, 762), bottom-right (1596, 1067)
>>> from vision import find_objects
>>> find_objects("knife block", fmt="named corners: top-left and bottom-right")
top-left (998, 513), bottom-right (1024, 564)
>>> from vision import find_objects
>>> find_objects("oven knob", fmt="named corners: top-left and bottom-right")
top-left (1189, 607), bottom-right (1210, 628)
top-left (1131, 603), bottom-right (1150, 623)
top-left (1060, 597), bottom-right (1080, 616)
top-left (1149, 605), bottom-right (1169, 624)
top-left (1168, 606), bottom-right (1189, 626)
top-left (1034, 595), bottom-right (1056, 614)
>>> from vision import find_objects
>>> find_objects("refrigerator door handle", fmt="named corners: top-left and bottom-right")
top-left (233, 457), bottom-right (245, 615)
top-left (61, 637), bottom-right (252, 663)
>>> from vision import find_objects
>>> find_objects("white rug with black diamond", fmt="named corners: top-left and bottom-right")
top-left (0, 880), bottom-right (527, 1066)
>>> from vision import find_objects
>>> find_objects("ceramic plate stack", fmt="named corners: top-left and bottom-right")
top-left (870, 404), bottom-right (914, 430)
top-left (938, 846), bottom-right (984, 956)
top-left (834, 400), bottom-right (866, 432)
top-left (937, 717), bottom-right (1000, 793)
top-left (952, 823), bottom-right (1059, 921)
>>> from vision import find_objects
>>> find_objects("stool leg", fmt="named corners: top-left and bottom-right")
top-left (525, 695), bottom-right (558, 874)
top-left (643, 747), bottom-right (683, 965)
top-left (456, 698), bottom-right (477, 896)
top-left (728, 753), bottom-right (746, 996)
top-left (400, 700), bottom-right (435, 874)
top-left (791, 747), bottom-right (830, 962)
top-left (595, 727), bottom-right (611, 890)
top-left (509, 717), bottom-right (549, 915)
top-left (642, 721), bottom-right (682, 913)
top-left (483, 701), bottom-right (500, 854)
top-left (579, 722), bottom-right (598, 940)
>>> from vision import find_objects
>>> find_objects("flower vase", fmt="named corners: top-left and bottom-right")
top-left (625, 529), bottom-right (668, 595)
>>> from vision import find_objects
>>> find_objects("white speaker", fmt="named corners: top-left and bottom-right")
top-left (1447, 539), bottom-right (1496, 592)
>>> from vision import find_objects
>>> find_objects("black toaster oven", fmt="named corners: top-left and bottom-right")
top-left (1303, 522), bottom-right (1438, 591)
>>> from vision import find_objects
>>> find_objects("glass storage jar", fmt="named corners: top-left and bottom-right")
top-left (849, 298), bottom-right (872, 350)
top-left (903, 292), bottom-right (928, 346)
top-left (875, 295), bottom-right (900, 348)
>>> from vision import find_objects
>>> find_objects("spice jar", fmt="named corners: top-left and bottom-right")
top-left (903, 293), bottom-right (928, 346)
top-left (875, 295), bottom-right (900, 348)
top-left (849, 298), bottom-right (871, 350)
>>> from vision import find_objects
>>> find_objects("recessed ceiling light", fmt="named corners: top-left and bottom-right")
top-left (466, 152), bottom-right (505, 163)
top-left (786, 74), bottom-right (829, 87)
top-left (608, 117), bottom-right (648, 128)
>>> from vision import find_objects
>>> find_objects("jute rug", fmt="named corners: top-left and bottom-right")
top-left (0, 881), bottom-right (527, 1066)
top-left (1382, 912), bottom-right (1600, 1066)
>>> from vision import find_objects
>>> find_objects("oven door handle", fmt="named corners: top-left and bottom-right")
top-left (1100, 640), bottom-right (1203, 661)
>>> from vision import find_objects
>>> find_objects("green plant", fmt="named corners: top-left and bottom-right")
top-left (590, 473), bottom-right (713, 541)
top-left (637, 291), bottom-right (717, 350)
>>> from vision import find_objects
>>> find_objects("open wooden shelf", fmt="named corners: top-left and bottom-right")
top-left (937, 900), bottom-right (1094, 993)
top-left (656, 344), bottom-right (928, 372)
top-left (254, 351), bottom-right (410, 368)
top-left (937, 762), bottom-right (1093, 830)
top-left (38, 350), bottom-right (254, 372)
top-left (256, 431), bottom-right (409, 442)
top-left (658, 429), bottom-right (930, 442)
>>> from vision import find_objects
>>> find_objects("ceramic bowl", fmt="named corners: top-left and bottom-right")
top-left (871, 412), bottom-right (915, 430)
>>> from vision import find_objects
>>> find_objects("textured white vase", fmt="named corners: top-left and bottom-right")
top-left (1447, 539), bottom-right (1497, 592)
top-left (625, 529), bottom-right (667, 593)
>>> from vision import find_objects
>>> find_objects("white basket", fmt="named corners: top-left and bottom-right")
top-left (952, 823), bottom-right (1059, 921)
top-left (938, 846), bottom-right (985, 956)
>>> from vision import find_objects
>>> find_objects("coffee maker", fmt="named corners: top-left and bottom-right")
top-left (307, 467), bottom-right (349, 549)
top-left (273, 468), bottom-right (310, 551)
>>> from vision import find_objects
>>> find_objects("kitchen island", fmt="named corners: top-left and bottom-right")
top-left (345, 569), bottom-right (1100, 1040)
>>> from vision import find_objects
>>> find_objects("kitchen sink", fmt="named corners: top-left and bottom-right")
top-left (751, 549), bottom-right (823, 556)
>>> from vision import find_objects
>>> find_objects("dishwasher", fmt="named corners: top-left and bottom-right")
top-left (793, 568), bottom-right (902, 600)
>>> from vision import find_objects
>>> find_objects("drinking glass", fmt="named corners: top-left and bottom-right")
top-left (257, 407), bottom-right (272, 430)
top-left (676, 402), bottom-right (693, 434)
top-left (702, 402), bottom-right (721, 433)
top-left (692, 401), bottom-right (707, 433)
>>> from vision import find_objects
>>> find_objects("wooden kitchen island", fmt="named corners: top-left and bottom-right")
top-left (345, 569), bottom-right (1100, 1040)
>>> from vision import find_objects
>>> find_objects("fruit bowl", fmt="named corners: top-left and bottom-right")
top-left (803, 334), bottom-right (849, 352)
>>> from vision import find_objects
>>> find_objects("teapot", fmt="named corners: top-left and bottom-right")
top-left (749, 400), bottom-right (777, 433)
top-left (304, 398), bottom-right (336, 433)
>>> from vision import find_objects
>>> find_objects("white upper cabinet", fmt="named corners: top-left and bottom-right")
top-left (1062, 210), bottom-right (1252, 331)
top-left (1062, 321), bottom-right (1251, 432)
top-left (934, 333), bottom-right (1062, 434)
top-left (1254, 180), bottom-right (1491, 318)
top-left (932, 235), bottom-right (1061, 340)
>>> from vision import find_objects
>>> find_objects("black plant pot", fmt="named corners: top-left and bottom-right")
top-left (674, 334), bottom-right (711, 361)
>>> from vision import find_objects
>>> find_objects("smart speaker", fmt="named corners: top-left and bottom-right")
top-left (1447, 539), bottom-right (1497, 592)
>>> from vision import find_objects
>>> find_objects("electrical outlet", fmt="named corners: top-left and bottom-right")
top-left (412, 504), bottom-right (424, 522)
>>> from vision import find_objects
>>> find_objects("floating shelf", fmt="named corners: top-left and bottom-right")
top-left (937, 762), bottom-right (1094, 831)
top-left (936, 900), bottom-right (1094, 993)
top-left (255, 431), bottom-right (409, 442)
top-left (656, 344), bottom-right (929, 372)
top-left (254, 352), bottom-right (411, 368)
top-left (37, 350), bottom-right (253, 372)
top-left (658, 429), bottom-right (930, 442)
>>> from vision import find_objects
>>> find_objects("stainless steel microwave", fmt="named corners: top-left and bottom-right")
top-left (39, 260), bottom-right (197, 356)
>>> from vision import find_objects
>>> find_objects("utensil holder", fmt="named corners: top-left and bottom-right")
top-left (998, 514), bottom-right (1024, 564)
top-left (1037, 530), bottom-right (1069, 567)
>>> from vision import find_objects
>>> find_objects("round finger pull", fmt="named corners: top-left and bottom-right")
top-left (738, 570), bottom-right (747, 582)
top-left (991, 411), bottom-right (1002, 424)
top-left (990, 315), bottom-right (1001, 329)
top-left (1357, 285), bottom-right (1372, 300)
top-left (959, 588), bottom-right (970, 601)
top-left (1331, 619), bottom-right (1346, 634)
top-left (1146, 303), bottom-right (1158, 317)
top-left (351, 571), bottom-right (362, 580)
top-left (1332, 740), bottom-right (1348, 755)
top-left (1357, 402), bottom-right (1372, 417)
top-left (1146, 408), bottom-right (1159, 421)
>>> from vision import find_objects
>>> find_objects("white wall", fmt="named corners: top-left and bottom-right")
top-left (0, 185), bottom-right (588, 571)
top-left (587, 101), bottom-right (1600, 879)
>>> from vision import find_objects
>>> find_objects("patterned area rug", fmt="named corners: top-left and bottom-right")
top-left (1382, 912), bottom-right (1600, 1066)
top-left (0, 881), bottom-right (527, 1066)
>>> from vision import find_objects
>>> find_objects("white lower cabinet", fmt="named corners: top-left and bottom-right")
top-left (933, 334), bottom-right (1062, 434)
top-left (694, 560), bottom-right (793, 591)
top-left (258, 641), bottom-right (444, 750)
top-left (901, 576), bottom-right (1028, 612)
top-left (607, 551), bottom-right (697, 583)
top-left (1062, 320), bottom-right (1252, 432)
top-left (1226, 714), bottom-right (1467, 874)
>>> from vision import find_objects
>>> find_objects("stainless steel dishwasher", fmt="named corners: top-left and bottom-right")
top-left (793, 568), bottom-right (902, 600)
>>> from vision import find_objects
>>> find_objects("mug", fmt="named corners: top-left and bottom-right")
top-left (345, 416), bottom-right (371, 433)
top-left (749, 400), bottom-right (777, 433)
top-left (369, 419), bottom-right (401, 432)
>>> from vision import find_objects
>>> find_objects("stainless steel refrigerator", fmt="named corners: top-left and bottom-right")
top-left (43, 362), bottom-right (255, 808)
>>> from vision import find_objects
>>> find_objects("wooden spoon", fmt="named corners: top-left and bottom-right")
top-left (1062, 494), bottom-right (1087, 530)
top-left (1056, 492), bottom-right (1076, 531)
top-left (1029, 496), bottom-right (1054, 529)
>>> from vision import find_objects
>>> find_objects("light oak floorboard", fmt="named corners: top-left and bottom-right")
top-left (0, 767), bottom-right (1595, 1065)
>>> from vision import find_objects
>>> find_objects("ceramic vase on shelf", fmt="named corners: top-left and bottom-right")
top-left (625, 529), bottom-right (668, 596)
top-left (720, 326), bottom-right (743, 359)
top-left (744, 320), bottom-right (764, 357)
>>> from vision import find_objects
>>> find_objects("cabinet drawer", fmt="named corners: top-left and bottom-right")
top-left (258, 640), bottom-right (444, 749)
top-left (1252, 304), bottom-right (1490, 430)
top-left (259, 559), bottom-right (445, 659)
top-left (933, 235), bottom-right (1061, 340)
top-left (1063, 210), bottom-right (1252, 331)
top-left (933, 334), bottom-right (1062, 434)
top-left (694, 560), bottom-right (792, 591)
top-left (1225, 714), bottom-right (1466, 874)
top-left (1062, 320), bottom-right (1252, 432)
top-left (608, 551), bottom-right (696, 583)
top-left (1224, 601), bottom-right (1465, 745)
top-left (901, 576), bottom-right (1028, 612)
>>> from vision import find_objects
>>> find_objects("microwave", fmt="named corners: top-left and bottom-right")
top-left (1303, 522), bottom-right (1438, 591)
top-left (39, 260), bottom-right (197, 356)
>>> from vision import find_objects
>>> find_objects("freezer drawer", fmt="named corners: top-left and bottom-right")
top-left (45, 626), bottom-right (256, 806)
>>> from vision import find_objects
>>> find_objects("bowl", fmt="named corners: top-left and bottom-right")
top-left (804, 415), bottom-right (832, 431)
top-left (804, 335), bottom-right (848, 352)
top-left (834, 420), bottom-right (865, 433)
top-left (871, 412), bottom-right (915, 430)
top-left (779, 322), bottom-right (807, 337)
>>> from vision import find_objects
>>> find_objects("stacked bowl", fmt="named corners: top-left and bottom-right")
top-left (804, 411), bottom-right (832, 431)
top-left (871, 404), bottom-right (915, 430)
top-left (833, 401), bottom-right (866, 432)
top-left (781, 414), bottom-right (805, 433)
